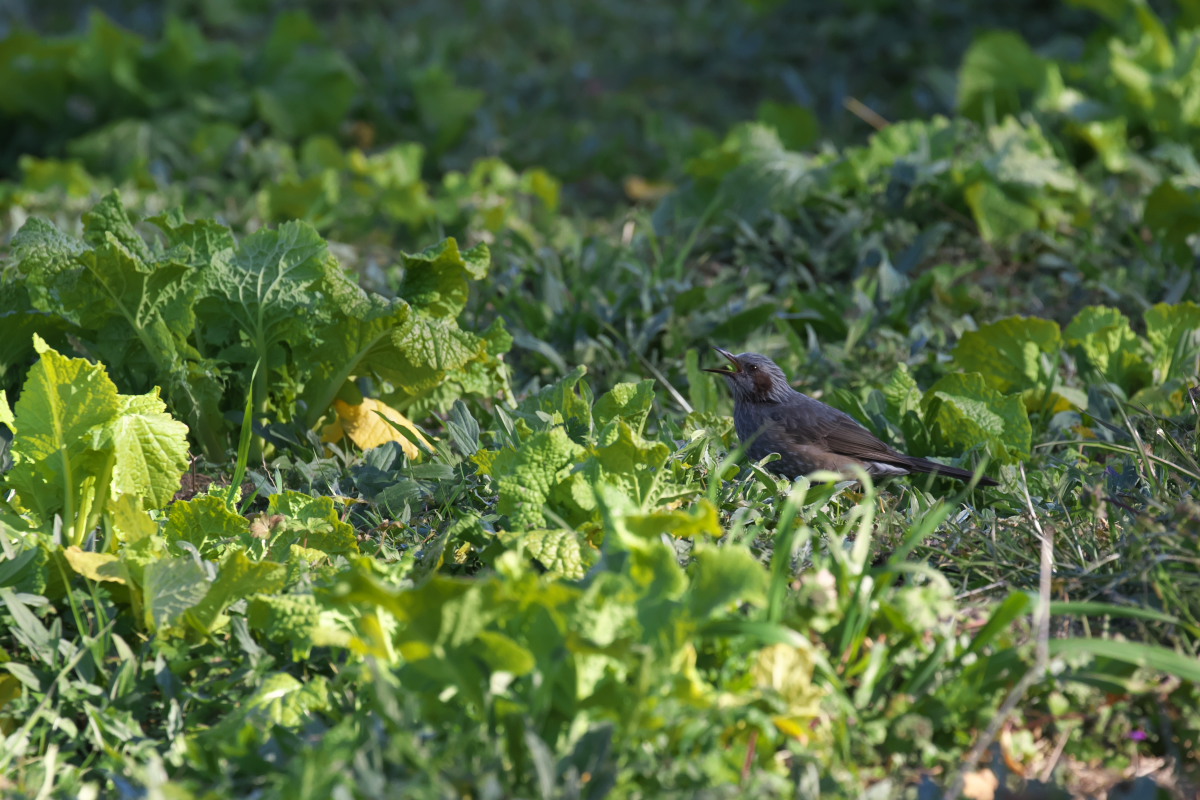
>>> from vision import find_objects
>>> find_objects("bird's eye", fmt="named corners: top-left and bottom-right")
top-left (747, 364), bottom-right (758, 372)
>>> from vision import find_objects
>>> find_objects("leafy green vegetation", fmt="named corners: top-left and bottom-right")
top-left (2, 1), bottom-right (1200, 797)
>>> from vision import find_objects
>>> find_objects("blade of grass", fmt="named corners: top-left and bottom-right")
top-left (227, 360), bottom-right (260, 510)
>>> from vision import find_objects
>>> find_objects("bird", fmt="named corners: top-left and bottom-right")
top-left (704, 348), bottom-right (999, 486)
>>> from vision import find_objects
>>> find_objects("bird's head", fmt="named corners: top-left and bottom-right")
top-left (703, 348), bottom-right (793, 403)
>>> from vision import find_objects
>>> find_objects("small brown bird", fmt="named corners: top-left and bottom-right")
top-left (704, 348), bottom-right (998, 486)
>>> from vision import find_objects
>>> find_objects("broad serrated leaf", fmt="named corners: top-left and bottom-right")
top-left (490, 426), bottom-right (585, 530)
top-left (164, 494), bottom-right (250, 554)
top-left (187, 550), bottom-right (288, 632)
top-left (108, 389), bottom-right (190, 509)
top-left (593, 380), bottom-right (656, 434)
top-left (1064, 305), bottom-right (1151, 393)
top-left (265, 491), bottom-right (359, 559)
top-left (397, 238), bottom-right (489, 318)
top-left (1143, 301), bottom-right (1200, 382)
top-left (953, 316), bottom-right (1062, 393)
top-left (923, 373), bottom-right (1031, 462)
top-left (143, 556), bottom-right (210, 632)
top-left (5, 336), bottom-right (121, 526)
top-left (500, 528), bottom-right (595, 580)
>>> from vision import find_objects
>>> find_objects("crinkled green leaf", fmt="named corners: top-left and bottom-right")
top-left (234, 671), bottom-right (330, 728)
top-left (589, 421), bottom-right (670, 508)
top-left (923, 373), bottom-right (1031, 462)
top-left (397, 238), bottom-right (489, 318)
top-left (593, 380), bottom-right (656, 434)
top-left (143, 555), bottom-right (210, 632)
top-left (163, 494), bottom-right (250, 554)
top-left (402, 317), bottom-right (513, 417)
top-left (265, 491), bottom-right (360, 559)
top-left (685, 544), bottom-right (768, 620)
top-left (299, 293), bottom-right (413, 427)
top-left (500, 528), bottom-right (595, 580)
top-left (953, 316), bottom-right (1062, 393)
top-left (246, 592), bottom-right (355, 661)
top-left (883, 363), bottom-right (923, 421)
top-left (1064, 305), bottom-right (1151, 393)
top-left (384, 313), bottom-right (487, 390)
top-left (109, 389), bottom-right (190, 509)
top-left (490, 426), bottom-right (585, 530)
top-left (515, 364), bottom-right (592, 441)
top-left (186, 550), bottom-right (288, 633)
top-left (983, 117), bottom-right (1082, 195)
top-left (4, 336), bottom-right (120, 526)
top-left (82, 191), bottom-right (152, 259)
top-left (1143, 301), bottom-right (1200, 382)
top-left (206, 221), bottom-right (331, 363)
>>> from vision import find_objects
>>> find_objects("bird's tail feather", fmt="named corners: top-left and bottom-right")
top-left (903, 456), bottom-right (999, 487)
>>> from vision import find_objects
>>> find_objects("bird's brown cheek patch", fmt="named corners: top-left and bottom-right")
top-left (752, 370), bottom-right (773, 395)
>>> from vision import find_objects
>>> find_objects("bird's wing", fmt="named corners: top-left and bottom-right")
top-left (772, 403), bottom-right (909, 465)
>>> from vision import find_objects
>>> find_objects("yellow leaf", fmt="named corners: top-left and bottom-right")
top-left (325, 398), bottom-right (433, 458)
top-left (961, 769), bottom-right (998, 800)
top-left (110, 495), bottom-right (157, 542)
top-left (63, 546), bottom-right (127, 584)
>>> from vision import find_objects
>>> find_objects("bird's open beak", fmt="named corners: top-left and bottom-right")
top-left (702, 347), bottom-right (741, 375)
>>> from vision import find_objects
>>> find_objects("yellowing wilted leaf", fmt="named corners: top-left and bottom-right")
top-left (325, 397), bottom-right (433, 458)
top-left (63, 546), bottom-right (126, 584)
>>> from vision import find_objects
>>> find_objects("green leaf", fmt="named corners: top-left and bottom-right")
top-left (499, 528), bottom-right (595, 580)
top-left (221, 671), bottom-right (331, 731)
top-left (207, 221), bottom-right (331, 364)
top-left (4, 336), bottom-right (121, 527)
top-left (299, 293), bottom-right (413, 427)
top-left (1143, 181), bottom-right (1200, 264)
top-left (1064, 306), bottom-right (1151, 393)
top-left (247, 593), bottom-right (327, 658)
top-left (254, 13), bottom-right (359, 139)
top-left (143, 556), bottom-right (210, 632)
top-left (589, 421), bottom-right (671, 508)
top-left (623, 499), bottom-right (722, 540)
top-left (186, 550), bottom-right (288, 633)
top-left (963, 179), bottom-right (1040, 243)
top-left (957, 31), bottom-right (1051, 122)
top-left (108, 389), bottom-right (190, 509)
top-left (0, 390), bottom-right (14, 429)
top-left (489, 426), bottom-right (585, 529)
top-left (471, 630), bottom-right (536, 675)
top-left (923, 373), bottom-right (1031, 462)
top-left (953, 316), bottom-right (1062, 394)
top-left (411, 66), bottom-right (484, 151)
top-left (384, 313), bottom-right (488, 392)
top-left (685, 544), bottom-right (768, 620)
top-left (756, 100), bottom-right (820, 151)
top-left (882, 363), bottom-right (923, 421)
top-left (164, 494), bottom-right (251, 555)
top-left (397, 238), bottom-right (489, 319)
top-left (1143, 301), bottom-right (1200, 382)
top-left (515, 364), bottom-right (592, 438)
top-left (1049, 638), bottom-right (1200, 683)
top-left (265, 491), bottom-right (360, 559)
top-left (593, 380), bottom-right (656, 434)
